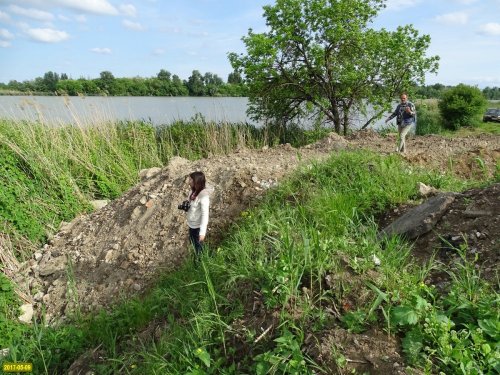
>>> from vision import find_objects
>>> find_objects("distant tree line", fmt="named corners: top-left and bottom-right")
top-left (414, 83), bottom-right (500, 100)
top-left (1, 71), bottom-right (499, 100)
top-left (0, 69), bottom-right (247, 97)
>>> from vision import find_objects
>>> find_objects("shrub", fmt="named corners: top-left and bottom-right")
top-left (438, 84), bottom-right (487, 130)
top-left (415, 101), bottom-right (442, 135)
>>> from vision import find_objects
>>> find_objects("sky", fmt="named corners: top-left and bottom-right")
top-left (0, 0), bottom-right (499, 88)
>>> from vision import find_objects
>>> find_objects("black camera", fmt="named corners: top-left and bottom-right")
top-left (178, 200), bottom-right (191, 212)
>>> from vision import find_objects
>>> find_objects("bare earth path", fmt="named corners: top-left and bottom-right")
top-left (14, 131), bottom-right (499, 325)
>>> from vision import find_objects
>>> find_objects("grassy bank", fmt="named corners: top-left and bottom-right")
top-left (1, 149), bottom-right (498, 374)
top-left (416, 99), bottom-right (500, 136)
top-left (0, 118), bottom-right (329, 260)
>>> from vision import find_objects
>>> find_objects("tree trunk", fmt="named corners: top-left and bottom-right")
top-left (332, 104), bottom-right (341, 134)
top-left (361, 109), bottom-right (386, 130)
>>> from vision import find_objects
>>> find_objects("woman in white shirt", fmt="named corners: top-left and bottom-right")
top-left (185, 171), bottom-right (212, 263)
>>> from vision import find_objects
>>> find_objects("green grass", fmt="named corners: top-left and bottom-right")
top-left (0, 118), bottom-right (329, 257)
top-left (0, 118), bottom-right (328, 372)
top-left (415, 99), bottom-right (500, 136)
top-left (0, 116), bottom-right (498, 374)
top-left (2, 150), bottom-right (497, 374)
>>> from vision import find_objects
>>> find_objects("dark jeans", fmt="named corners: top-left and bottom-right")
top-left (189, 227), bottom-right (203, 262)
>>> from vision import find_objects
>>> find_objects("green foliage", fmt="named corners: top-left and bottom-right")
top-left (155, 117), bottom-right (329, 162)
top-left (415, 101), bottom-right (443, 135)
top-left (438, 84), bottom-right (488, 130)
top-left (253, 329), bottom-right (311, 375)
top-left (0, 273), bottom-right (28, 349)
top-left (4, 69), bottom-right (248, 97)
top-left (482, 86), bottom-right (500, 100)
top-left (229, 0), bottom-right (439, 134)
top-left (414, 83), bottom-right (449, 99)
top-left (1, 137), bottom-right (495, 374)
top-left (389, 249), bottom-right (500, 373)
top-left (341, 309), bottom-right (369, 333)
top-left (0, 139), bottom-right (86, 248)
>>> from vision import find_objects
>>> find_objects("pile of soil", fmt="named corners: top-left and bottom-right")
top-left (10, 130), bottom-right (499, 373)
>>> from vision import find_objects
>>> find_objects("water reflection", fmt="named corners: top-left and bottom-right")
top-left (0, 95), bottom-right (388, 130)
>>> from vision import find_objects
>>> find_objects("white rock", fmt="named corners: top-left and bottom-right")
top-left (90, 200), bottom-right (109, 210)
top-left (417, 182), bottom-right (438, 197)
top-left (104, 250), bottom-right (114, 263)
top-left (18, 304), bottom-right (34, 323)
top-left (0, 348), bottom-right (9, 358)
top-left (33, 291), bottom-right (44, 302)
top-left (372, 254), bottom-right (381, 266)
top-left (34, 252), bottom-right (43, 261)
top-left (131, 206), bottom-right (143, 220)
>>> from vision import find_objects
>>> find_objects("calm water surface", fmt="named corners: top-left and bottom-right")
top-left (0, 95), bottom-right (388, 129)
top-left (0, 96), bottom-right (257, 126)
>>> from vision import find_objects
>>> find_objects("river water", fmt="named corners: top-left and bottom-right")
top-left (0, 95), bottom-right (388, 130)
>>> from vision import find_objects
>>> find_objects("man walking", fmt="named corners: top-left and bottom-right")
top-left (385, 93), bottom-right (416, 153)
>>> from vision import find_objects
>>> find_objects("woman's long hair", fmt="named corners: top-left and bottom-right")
top-left (190, 171), bottom-right (206, 198)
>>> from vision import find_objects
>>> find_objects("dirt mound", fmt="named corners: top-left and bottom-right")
top-left (12, 132), bottom-right (500, 325)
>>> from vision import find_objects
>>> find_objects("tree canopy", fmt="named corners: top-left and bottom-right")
top-left (0, 69), bottom-right (247, 97)
top-left (229, 0), bottom-right (439, 134)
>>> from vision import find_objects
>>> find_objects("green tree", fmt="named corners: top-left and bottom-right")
top-left (172, 75), bottom-right (189, 96)
top-left (229, 0), bottom-right (439, 134)
top-left (43, 71), bottom-right (59, 92)
top-left (482, 86), bottom-right (500, 100)
top-left (186, 70), bottom-right (205, 96)
top-left (438, 84), bottom-right (487, 130)
top-left (157, 69), bottom-right (172, 82)
top-left (82, 79), bottom-right (99, 95)
top-left (227, 70), bottom-right (243, 84)
top-left (203, 72), bottom-right (223, 96)
top-left (56, 79), bottom-right (83, 95)
top-left (98, 71), bottom-right (115, 94)
top-left (7, 80), bottom-right (23, 92)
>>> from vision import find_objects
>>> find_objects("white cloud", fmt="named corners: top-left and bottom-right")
top-left (57, 14), bottom-right (70, 21)
top-left (75, 15), bottom-right (87, 23)
top-left (122, 19), bottom-right (143, 31)
top-left (152, 48), bottom-right (165, 55)
top-left (53, 0), bottom-right (119, 16)
top-left (435, 11), bottom-right (468, 26)
top-left (9, 5), bottom-right (54, 21)
top-left (91, 47), bottom-right (112, 54)
top-left (0, 11), bottom-right (11, 22)
top-left (479, 23), bottom-right (500, 36)
top-left (451, 0), bottom-right (479, 4)
top-left (24, 27), bottom-right (69, 42)
top-left (0, 40), bottom-right (11, 47)
top-left (119, 4), bottom-right (136, 17)
top-left (0, 28), bottom-right (14, 39)
top-left (159, 26), bottom-right (182, 34)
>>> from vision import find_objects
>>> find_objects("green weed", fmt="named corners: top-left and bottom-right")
top-left (1, 133), bottom-right (496, 374)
